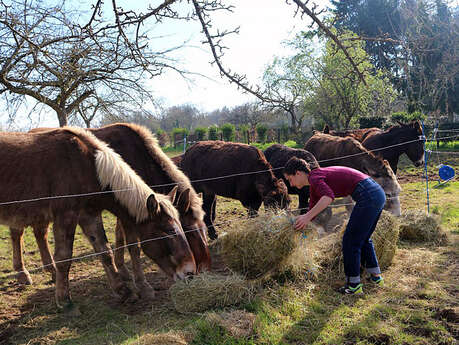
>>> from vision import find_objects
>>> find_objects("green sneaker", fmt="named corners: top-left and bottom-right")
top-left (367, 275), bottom-right (384, 286)
top-left (338, 283), bottom-right (363, 295)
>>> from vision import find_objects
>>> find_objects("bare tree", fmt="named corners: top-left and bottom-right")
top-left (0, 0), bottom-right (188, 127)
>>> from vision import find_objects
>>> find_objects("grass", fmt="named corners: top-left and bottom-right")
top-left (0, 155), bottom-right (457, 344)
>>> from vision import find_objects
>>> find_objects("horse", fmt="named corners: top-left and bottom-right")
top-left (10, 124), bottom-right (210, 297)
top-left (323, 121), bottom-right (424, 174)
top-left (322, 124), bottom-right (379, 142)
top-left (0, 127), bottom-right (195, 313)
top-left (178, 141), bottom-right (291, 239)
top-left (304, 132), bottom-right (402, 216)
top-left (264, 144), bottom-right (319, 214)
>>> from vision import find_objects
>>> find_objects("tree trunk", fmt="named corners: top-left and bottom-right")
top-left (57, 110), bottom-right (68, 127)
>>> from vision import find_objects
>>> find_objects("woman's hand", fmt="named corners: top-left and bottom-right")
top-left (294, 214), bottom-right (312, 230)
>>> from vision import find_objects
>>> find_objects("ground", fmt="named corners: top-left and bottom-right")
top-left (0, 154), bottom-right (457, 345)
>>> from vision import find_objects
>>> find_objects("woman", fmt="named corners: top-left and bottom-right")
top-left (283, 157), bottom-right (385, 294)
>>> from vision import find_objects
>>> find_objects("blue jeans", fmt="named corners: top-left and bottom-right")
top-left (343, 178), bottom-right (386, 284)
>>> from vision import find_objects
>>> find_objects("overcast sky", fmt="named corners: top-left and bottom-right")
top-left (2, 0), bottom-right (330, 129)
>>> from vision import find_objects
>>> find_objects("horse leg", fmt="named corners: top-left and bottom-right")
top-left (78, 212), bottom-right (135, 303)
top-left (203, 194), bottom-right (218, 240)
top-left (113, 219), bottom-right (132, 282)
top-left (10, 227), bottom-right (33, 285)
top-left (52, 212), bottom-right (79, 314)
top-left (123, 227), bottom-right (155, 300)
top-left (387, 157), bottom-right (399, 175)
top-left (33, 224), bottom-right (56, 282)
top-left (298, 187), bottom-right (310, 215)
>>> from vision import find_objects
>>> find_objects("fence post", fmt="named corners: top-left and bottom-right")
top-left (277, 128), bottom-right (281, 143)
top-left (183, 133), bottom-right (187, 153)
top-left (247, 130), bottom-right (250, 145)
top-left (421, 120), bottom-right (430, 214)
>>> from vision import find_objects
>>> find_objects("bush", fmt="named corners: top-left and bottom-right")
top-left (208, 125), bottom-right (219, 140)
top-left (391, 111), bottom-right (426, 124)
top-left (256, 124), bottom-right (268, 143)
top-left (359, 116), bottom-right (385, 128)
top-left (220, 123), bottom-right (236, 142)
top-left (194, 127), bottom-right (207, 141)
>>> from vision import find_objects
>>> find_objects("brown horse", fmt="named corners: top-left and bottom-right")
top-left (305, 132), bottom-right (402, 216)
top-left (323, 125), bottom-right (379, 142)
top-left (178, 141), bottom-right (290, 239)
top-left (0, 128), bottom-right (195, 312)
top-left (324, 121), bottom-right (424, 174)
top-left (10, 124), bottom-right (210, 298)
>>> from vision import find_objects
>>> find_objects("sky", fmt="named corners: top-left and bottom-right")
top-left (1, 0), bottom-right (330, 129)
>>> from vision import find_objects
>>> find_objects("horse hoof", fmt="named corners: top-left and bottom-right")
top-left (58, 301), bottom-right (81, 317)
top-left (116, 285), bottom-right (137, 304)
top-left (138, 285), bottom-right (156, 300)
top-left (17, 271), bottom-right (33, 285)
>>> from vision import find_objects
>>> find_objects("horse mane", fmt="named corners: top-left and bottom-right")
top-left (116, 123), bottom-right (204, 220)
top-left (61, 126), bottom-right (177, 223)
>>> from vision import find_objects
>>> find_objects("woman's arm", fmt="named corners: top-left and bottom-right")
top-left (295, 195), bottom-right (333, 230)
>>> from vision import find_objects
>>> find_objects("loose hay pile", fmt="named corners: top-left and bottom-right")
top-left (219, 211), bottom-right (318, 279)
top-left (205, 310), bottom-right (256, 338)
top-left (169, 272), bottom-right (256, 313)
top-left (399, 209), bottom-right (448, 245)
top-left (134, 331), bottom-right (191, 345)
top-left (317, 210), bottom-right (400, 274)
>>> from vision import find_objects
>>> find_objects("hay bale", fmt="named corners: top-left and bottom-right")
top-left (169, 272), bottom-right (256, 313)
top-left (134, 331), bottom-right (191, 345)
top-left (316, 210), bottom-right (399, 274)
top-left (219, 211), bottom-right (317, 279)
top-left (205, 310), bottom-right (256, 338)
top-left (399, 210), bottom-right (448, 245)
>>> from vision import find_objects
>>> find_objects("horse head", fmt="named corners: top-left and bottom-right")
top-left (259, 177), bottom-right (291, 210)
top-left (170, 186), bottom-right (211, 272)
top-left (137, 192), bottom-right (196, 280)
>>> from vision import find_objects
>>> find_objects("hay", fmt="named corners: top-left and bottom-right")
top-left (399, 210), bottom-right (448, 245)
top-left (134, 331), bottom-right (191, 345)
top-left (316, 210), bottom-right (400, 274)
top-left (169, 272), bottom-right (256, 313)
top-left (219, 210), bottom-right (318, 279)
top-left (205, 310), bottom-right (256, 338)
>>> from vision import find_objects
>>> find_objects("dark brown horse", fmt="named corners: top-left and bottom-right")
top-left (178, 141), bottom-right (290, 239)
top-left (323, 125), bottom-right (379, 142)
top-left (324, 121), bottom-right (424, 174)
top-left (10, 124), bottom-right (210, 299)
top-left (0, 128), bottom-right (195, 312)
top-left (305, 132), bottom-right (402, 216)
top-left (264, 144), bottom-right (319, 214)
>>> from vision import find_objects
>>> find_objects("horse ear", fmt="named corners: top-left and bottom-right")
top-left (413, 120), bottom-right (423, 135)
top-left (146, 194), bottom-right (160, 215)
top-left (323, 124), bottom-right (330, 133)
top-left (176, 188), bottom-right (191, 214)
top-left (167, 185), bottom-right (179, 204)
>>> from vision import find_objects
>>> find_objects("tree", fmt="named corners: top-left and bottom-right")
top-left (0, 0), bottom-right (195, 127)
top-left (311, 30), bottom-right (397, 129)
top-left (159, 104), bottom-right (200, 131)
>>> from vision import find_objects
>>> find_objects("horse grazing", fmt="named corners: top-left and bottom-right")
top-left (323, 121), bottom-right (424, 174)
top-left (0, 128), bottom-right (195, 312)
top-left (10, 124), bottom-right (210, 296)
top-left (178, 141), bottom-right (291, 239)
top-left (90, 123), bottom-right (210, 276)
top-left (305, 132), bottom-right (402, 216)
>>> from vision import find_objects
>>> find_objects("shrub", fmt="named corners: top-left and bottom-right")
top-left (156, 129), bottom-right (170, 147)
top-left (391, 111), bottom-right (426, 124)
top-left (256, 124), bottom-right (268, 143)
top-left (194, 127), bottom-right (207, 141)
top-left (208, 125), bottom-right (219, 140)
top-left (359, 116), bottom-right (385, 128)
top-left (220, 123), bottom-right (236, 142)
top-left (171, 127), bottom-right (189, 147)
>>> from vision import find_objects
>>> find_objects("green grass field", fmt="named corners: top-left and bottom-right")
top-left (0, 150), bottom-right (457, 345)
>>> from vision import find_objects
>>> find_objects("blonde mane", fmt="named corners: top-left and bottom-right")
top-left (62, 126), bottom-right (175, 223)
top-left (119, 123), bottom-right (205, 220)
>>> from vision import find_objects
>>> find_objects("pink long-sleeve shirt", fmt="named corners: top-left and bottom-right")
top-left (308, 166), bottom-right (369, 210)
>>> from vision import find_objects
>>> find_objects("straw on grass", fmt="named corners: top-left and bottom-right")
top-left (205, 310), bottom-right (256, 338)
top-left (316, 210), bottom-right (400, 274)
top-left (399, 209), bottom-right (448, 245)
top-left (133, 331), bottom-right (191, 345)
top-left (169, 272), bottom-right (256, 313)
top-left (219, 210), bottom-right (317, 279)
